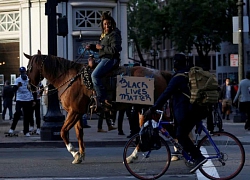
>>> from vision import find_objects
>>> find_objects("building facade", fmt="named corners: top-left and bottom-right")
top-left (216, 0), bottom-right (250, 85)
top-left (0, 0), bottom-right (129, 93)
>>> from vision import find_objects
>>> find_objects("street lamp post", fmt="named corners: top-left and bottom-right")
top-left (40, 0), bottom-right (65, 140)
top-left (237, 0), bottom-right (244, 82)
top-left (233, 0), bottom-right (245, 123)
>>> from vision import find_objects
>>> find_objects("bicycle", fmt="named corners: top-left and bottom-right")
top-left (123, 110), bottom-right (245, 180)
top-left (212, 103), bottom-right (224, 132)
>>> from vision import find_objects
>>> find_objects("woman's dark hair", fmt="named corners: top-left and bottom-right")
top-left (101, 12), bottom-right (116, 32)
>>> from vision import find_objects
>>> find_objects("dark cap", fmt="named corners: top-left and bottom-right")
top-left (173, 54), bottom-right (187, 69)
top-left (19, 66), bottom-right (26, 72)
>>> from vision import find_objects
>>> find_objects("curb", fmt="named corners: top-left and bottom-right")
top-left (0, 140), bottom-right (128, 148)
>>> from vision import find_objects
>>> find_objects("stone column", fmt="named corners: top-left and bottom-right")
top-left (119, 0), bottom-right (129, 65)
top-left (19, 1), bottom-right (32, 65)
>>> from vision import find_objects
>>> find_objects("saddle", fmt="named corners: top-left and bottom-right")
top-left (82, 60), bottom-right (128, 113)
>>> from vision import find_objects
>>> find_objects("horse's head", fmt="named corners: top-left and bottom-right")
top-left (24, 50), bottom-right (45, 90)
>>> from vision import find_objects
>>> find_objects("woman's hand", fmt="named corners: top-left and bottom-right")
top-left (96, 44), bottom-right (103, 50)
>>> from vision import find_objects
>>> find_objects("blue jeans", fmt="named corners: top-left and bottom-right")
top-left (91, 58), bottom-right (119, 101)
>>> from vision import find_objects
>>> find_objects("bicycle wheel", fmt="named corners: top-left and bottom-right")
top-left (123, 133), bottom-right (171, 180)
top-left (197, 131), bottom-right (245, 180)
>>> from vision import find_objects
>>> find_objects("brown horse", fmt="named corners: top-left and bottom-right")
top-left (24, 50), bottom-right (172, 164)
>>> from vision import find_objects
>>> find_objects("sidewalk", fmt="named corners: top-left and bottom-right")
top-left (0, 115), bottom-right (132, 148)
top-left (0, 113), bottom-right (250, 148)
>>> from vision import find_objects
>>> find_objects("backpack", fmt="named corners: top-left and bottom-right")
top-left (139, 120), bottom-right (161, 152)
top-left (176, 66), bottom-right (219, 106)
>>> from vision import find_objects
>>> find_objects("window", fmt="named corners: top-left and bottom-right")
top-left (0, 12), bottom-right (20, 32)
top-left (228, 53), bottom-right (231, 66)
top-left (228, 73), bottom-right (235, 82)
top-left (0, 74), bottom-right (4, 85)
top-left (234, 72), bottom-right (238, 83)
top-left (223, 54), bottom-right (226, 66)
top-left (212, 55), bottom-right (216, 70)
top-left (218, 54), bottom-right (221, 66)
top-left (11, 74), bottom-right (16, 85)
top-left (223, 73), bottom-right (227, 82)
top-left (218, 73), bottom-right (222, 85)
top-left (73, 9), bottom-right (111, 30)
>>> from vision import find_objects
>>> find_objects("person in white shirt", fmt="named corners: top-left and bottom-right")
top-left (233, 71), bottom-right (250, 130)
top-left (9, 67), bottom-right (35, 136)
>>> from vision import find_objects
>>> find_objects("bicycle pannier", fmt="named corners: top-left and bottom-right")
top-left (139, 120), bottom-right (161, 152)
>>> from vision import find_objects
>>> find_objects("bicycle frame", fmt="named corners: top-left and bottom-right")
top-left (155, 110), bottom-right (223, 163)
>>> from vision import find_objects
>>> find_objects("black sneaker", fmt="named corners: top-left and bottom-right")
top-left (190, 156), bottom-right (207, 173)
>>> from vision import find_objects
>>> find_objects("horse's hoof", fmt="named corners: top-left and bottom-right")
top-left (80, 152), bottom-right (85, 161)
top-left (72, 152), bottom-right (85, 164)
top-left (126, 155), bottom-right (138, 164)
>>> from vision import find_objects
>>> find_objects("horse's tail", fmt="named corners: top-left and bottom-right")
top-left (160, 71), bottom-right (172, 84)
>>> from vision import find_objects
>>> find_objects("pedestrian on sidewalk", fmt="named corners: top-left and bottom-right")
top-left (30, 82), bottom-right (44, 135)
top-left (97, 111), bottom-right (117, 132)
top-left (8, 67), bottom-right (35, 137)
top-left (113, 108), bottom-right (129, 135)
top-left (233, 71), bottom-right (250, 130)
top-left (219, 78), bottom-right (236, 120)
top-left (126, 106), bottom-right (140, 138)
top-left (2, 80), bottom-right (14, 120)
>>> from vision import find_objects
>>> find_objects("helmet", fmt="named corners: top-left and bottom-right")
top-left (19, 67), bottom-right (26, 72)
top-left (173, 54), bottom-right (187, 69)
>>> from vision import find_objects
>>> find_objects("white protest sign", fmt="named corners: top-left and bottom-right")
top-left (116, 76), bottom-right (154, 105)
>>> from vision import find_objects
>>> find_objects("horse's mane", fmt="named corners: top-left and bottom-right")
top-left (40, 55), bottom-right (84, 78)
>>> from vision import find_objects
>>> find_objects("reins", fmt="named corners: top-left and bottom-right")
top-left (29, 49), bottom-right (88, 96)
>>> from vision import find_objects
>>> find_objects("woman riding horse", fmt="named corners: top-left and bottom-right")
top-left (86, 12), bottom-right (122, 109)
top-left (24, 50), bottom-right (172, 164)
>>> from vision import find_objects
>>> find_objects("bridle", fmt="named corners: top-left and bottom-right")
top-left (27, 55), bottom-right (46, 93)
top-left (27, 54), bottom-right (85, 97)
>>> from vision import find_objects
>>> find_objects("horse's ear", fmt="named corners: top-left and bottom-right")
top-left (37, 50), bottom-right (41, 55)
top-left (23, 53), bottom-right (32, 60)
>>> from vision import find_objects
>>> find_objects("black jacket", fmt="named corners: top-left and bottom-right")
top-left (219, 84), bottom-right (236, 100)
top-left (2, 85), bottom-right (14, 100)
top-left (90, 28), bottom-right (122, 59)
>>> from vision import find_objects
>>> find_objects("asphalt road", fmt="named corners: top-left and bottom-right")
top-left (0, 146), bottom-right (249, 180)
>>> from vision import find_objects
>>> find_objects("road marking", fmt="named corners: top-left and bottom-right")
top-left (196, 146), bottom-right (219, 180)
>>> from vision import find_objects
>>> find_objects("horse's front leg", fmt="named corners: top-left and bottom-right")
top-left (74, 120), bottom-right (85, 162)
top-left (61, 112), bottom-right (84, 164)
